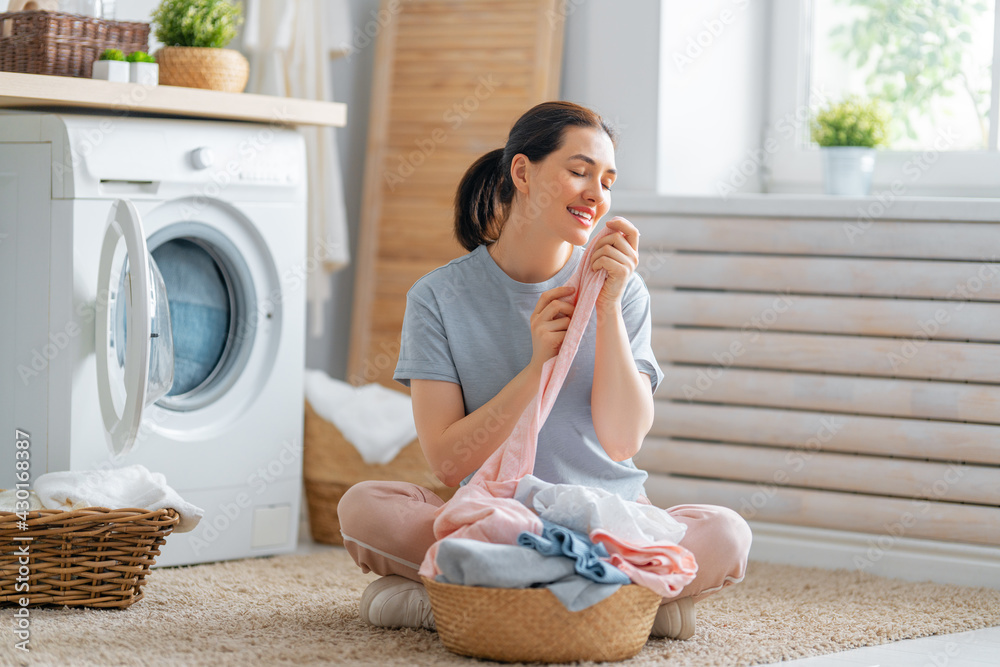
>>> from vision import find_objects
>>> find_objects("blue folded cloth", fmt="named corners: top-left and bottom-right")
top-left (517, 520), bottom-right (631, 585)
top-left (434, 538), bottom-right (622, 611)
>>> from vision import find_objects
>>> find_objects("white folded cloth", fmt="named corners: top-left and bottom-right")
top-left (514, 474), bottom-right (688, 545)
top-left (0, 488), bottom-right (44, 512)
top-left (304, 369), bottom-right (417, 465)
top-left (34, 464), bottom-right (204, 533)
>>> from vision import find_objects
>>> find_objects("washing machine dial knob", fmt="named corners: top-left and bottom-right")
top-left (190, 147), bottom-right (215, 169)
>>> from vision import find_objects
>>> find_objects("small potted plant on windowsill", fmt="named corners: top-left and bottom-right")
top-left (151, 0), bottom-right (248, 93)
top-left (92, 49), bottom-right (130, 83)
top-left (811, 95), bottom-right (890, 196)
top-left (127, 51), bottom-right (159, 85)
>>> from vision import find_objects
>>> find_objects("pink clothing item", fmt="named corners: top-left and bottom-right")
top-left (591, 529), bottom-right (698, 598)
top-left (418, 227), bottom-right (614, 580)
top-left (339, 480), bottom-right (752, 605)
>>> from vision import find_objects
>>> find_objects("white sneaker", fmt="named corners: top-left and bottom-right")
top-left (358, 575), bottom-right (436, 630)
top-left (650, 597), bottom-right (695, 640)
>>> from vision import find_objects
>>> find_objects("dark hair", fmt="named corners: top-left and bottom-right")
top-left (454, 101), bottom-right (617, 251)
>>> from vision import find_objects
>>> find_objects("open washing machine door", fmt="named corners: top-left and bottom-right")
top-left (95, 199), bottom-right (175, 458)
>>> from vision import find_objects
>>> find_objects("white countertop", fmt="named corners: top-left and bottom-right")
top-left (0, 72), bottom-right (347, 127)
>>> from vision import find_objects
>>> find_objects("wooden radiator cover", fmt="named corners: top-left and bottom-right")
top-left (347, 0), bottom-right (565, 388)
top-left (630, 213), bottom-right (1000, 547)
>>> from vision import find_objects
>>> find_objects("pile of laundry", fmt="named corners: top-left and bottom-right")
top-left (430, 474), bottom-right (697, 611)
top-left (419, 226), bottom-right (697, 612)
top-left (0, 464), bottom-right (203, 533)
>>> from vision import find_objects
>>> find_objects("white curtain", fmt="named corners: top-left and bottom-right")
top-left (243, 0), bottom-right (352, 338)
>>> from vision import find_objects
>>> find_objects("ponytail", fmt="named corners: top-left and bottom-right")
top-left (454, 148), bottom-right (508, 252)
top-left (453, 101), bottom-right (617, 253)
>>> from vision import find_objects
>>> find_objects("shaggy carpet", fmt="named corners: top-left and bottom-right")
top-left (1, 547), bottom-right (998, 666)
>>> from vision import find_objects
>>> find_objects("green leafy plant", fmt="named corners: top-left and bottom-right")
top-left (811, 96), bottom-right (890, 148)
top-left (98, 49), bottom-right (126, 61)
top-left (126, 51), bottom-right (157, 63)
top-left (830, 0), bottom-right (991, 145)
top-left (151, 0), bottom-right (244, 49)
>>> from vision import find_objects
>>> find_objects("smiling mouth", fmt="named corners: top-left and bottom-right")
top-left (568, 207), bottom-right (593, 225)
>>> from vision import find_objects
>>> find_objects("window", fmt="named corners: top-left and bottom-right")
top-left (766, 0), bottom-right (1000, 196)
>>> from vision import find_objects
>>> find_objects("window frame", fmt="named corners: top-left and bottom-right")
top-left (764, 0), bottom-right (1000, 197)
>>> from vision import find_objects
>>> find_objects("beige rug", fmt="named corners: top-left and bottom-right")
top-left (2, 547), bottom-right (998, 667)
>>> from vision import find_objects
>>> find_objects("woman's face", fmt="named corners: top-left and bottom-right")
top-left (519, 125), bottom-right (617, 246)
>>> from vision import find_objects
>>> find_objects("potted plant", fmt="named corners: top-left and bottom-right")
top-left (92, 49), bottom-right (130, 83)
top-left (150, 0), bottom-right (248, 93)
top-left (127, 51), bottom-right (159, 86)
top-left (810, 95), bottom-right (890, 196)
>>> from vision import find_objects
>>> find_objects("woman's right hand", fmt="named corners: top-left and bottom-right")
top-left (529, 285), bottom-right (576, 370)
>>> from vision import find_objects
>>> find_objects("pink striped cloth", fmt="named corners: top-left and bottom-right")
top-left (418, 225), bottom-right (697, 597)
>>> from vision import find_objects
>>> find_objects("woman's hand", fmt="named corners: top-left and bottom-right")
top-left (591, 216), bottom-right (640, 309)
top-left (528, 285), bottom-right (575, 370)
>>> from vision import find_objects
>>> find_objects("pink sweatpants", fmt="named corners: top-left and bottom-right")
top-left (338, 480), bottom-right (752, 603)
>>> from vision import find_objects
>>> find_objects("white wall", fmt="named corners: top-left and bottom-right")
top-left (658, 0), bottom-right (768, 196)
top-left (559, 0), bottom-right (661, 193)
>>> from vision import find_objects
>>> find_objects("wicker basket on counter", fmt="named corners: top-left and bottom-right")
top-left (303, 400), bottom-right (455, 545)
top-left (0, 507), bottom-right (179, 609)
top-left (0, 10), bottom-right (149, 78)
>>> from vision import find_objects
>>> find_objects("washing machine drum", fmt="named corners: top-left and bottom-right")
top-left (150, 239), bottom-right (230, 397)
top-left (115, 230), bottom-right (256, 414)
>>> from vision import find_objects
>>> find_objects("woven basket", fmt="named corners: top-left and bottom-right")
top-left (0, 507), bottom-right (179, 609)
top-left (303, 400), bottom-right (455, 545)
top-left (155, 46), bottom-right (248, 93)
top-left (423, 577), bottom-right (661, 663)
top-left (0, 11), bottom-right (149, 78)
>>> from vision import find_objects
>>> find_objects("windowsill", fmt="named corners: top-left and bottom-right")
top-left (614, 191), bottom-right (1000, 222)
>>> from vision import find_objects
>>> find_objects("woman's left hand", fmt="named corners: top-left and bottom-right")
top-left (591, 216), bottom-right (639, 309)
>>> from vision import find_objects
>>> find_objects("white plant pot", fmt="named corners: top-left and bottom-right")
top-left (91, 59), bottom-right (130, 83)
top-left (821, 146), bottom-right (876, 196)
top-left (130, 61), bottom-right (159, 86)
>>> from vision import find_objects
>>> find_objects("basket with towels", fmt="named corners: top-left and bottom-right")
top-left (0, 464), bottom-right (203, 609)
top-left (302, 370), bottom-right (455, 546)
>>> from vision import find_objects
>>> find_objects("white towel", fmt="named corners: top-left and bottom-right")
top-left (304, 369), bottom-right (417, 465)
top-left (0, 488), bottom-right (44, 512)
top-left (34, 465), bottom-right (204, 533)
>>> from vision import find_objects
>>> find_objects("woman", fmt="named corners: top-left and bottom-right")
top-left (338, 101), bottom-right (751, 640)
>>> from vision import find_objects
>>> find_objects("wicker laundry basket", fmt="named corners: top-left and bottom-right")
top-left (423, 577), bottom-right (661, 663)
top-left (303, 400), bottom-right (455, 546)
top-left (0, 11), bottom-right (149, 78)
top-left (0, 507), bottom-right (179, 609)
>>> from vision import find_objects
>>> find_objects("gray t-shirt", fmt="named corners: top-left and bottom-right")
top-left (393, 243), bottom-right (664, 501)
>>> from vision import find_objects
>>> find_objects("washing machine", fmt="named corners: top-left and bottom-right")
top-left (0, 111), bottom-right (307, 567)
